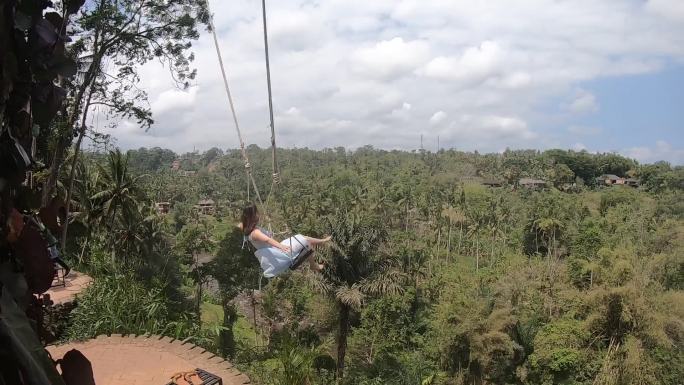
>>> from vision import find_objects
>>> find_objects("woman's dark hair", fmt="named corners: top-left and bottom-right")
top-left (241, 204), bottom-right (259, 235)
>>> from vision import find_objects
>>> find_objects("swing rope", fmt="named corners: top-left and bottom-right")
top-left (207, 1), bottom-right (265, 210)
top-left (208, 0), bottom-right (303, 241)
top-left (261, 0), bottom-right (294, 237)
top-left (261, 0), bottom-right (279, 186)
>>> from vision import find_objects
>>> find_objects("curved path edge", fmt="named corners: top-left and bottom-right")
top-left (47, 334), bottom-right (250, 385)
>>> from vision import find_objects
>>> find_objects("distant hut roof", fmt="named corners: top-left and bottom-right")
top-left (482, 179), bottom-right (504, 186)
top-left (519, 178), bottom-right (546, 185)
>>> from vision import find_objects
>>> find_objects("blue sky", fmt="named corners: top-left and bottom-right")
top-left (102, 0), bottom-right (684, 164)
top-left (578, 66), bottom-right (683, 151)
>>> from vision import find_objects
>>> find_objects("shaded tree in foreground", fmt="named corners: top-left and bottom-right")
top-left (311, 213), bottom-right (402, 378)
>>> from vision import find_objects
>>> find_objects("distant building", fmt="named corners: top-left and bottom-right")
top-left (195, 199), bottom-right (216, 215)
top-left (155, 202), bottom-right (171, 215)
top-left (596, 174), bottom-right (639, 188)
top-left (482, 179), bottom-right (504, 188)
top-left (596, 174), bottom-right (620, 185)
top-left (519, 178), bottom-right (547, 189)
top-left (171, 160), bottom-right (181, 170)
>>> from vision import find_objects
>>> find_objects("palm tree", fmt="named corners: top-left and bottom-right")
top-left (68, 160), bottom-right (101, 263)
top-left (441, 205), bottom-right (467, 261)
top-left (175, 219), bottom-right (214, 316)
top-left (534, 217), bottom-right (564, 258)
top-left (310, 213), bottom-right (402, 379)
top-left (90, 149), bottom-right (145, 263)
top-left (112, 204), bottom-right (168, 268)
top-left (466, 209), bottom-right (485, 271)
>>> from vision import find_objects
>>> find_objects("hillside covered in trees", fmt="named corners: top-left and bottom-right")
top-left (57, 145), bottom-right (683, 385)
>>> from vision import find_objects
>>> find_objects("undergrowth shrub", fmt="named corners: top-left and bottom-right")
top-left (64, 273), bottom-right (192, 340)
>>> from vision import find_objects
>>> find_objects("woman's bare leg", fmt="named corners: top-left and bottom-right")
top-left (304, 235), bottom-right (332, 246)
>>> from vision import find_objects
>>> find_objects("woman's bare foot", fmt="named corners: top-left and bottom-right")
top-left (316, 263), bottom-right (325, 272)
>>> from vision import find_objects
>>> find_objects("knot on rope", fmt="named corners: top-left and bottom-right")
top-left (272, 172), bottom-right (280, 184)
top-left (244, 162), bottom-right (251, 170)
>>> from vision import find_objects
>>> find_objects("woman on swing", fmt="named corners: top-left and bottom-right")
top-left (239, 204), bottom-right (330, 277)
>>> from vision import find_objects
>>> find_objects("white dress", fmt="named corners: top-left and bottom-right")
top-left (248, 229), bottom-right (310, 278)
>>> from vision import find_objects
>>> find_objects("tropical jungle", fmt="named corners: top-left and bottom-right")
top-left (0, 1), bottom-right (682, 385)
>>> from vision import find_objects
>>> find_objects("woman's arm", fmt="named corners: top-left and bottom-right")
top-left (251, 229), bottom-right (291, 252)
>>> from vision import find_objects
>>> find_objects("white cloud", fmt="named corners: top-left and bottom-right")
top-left (285, 107), bottom-right (300, 116)
top-left (351, 37), bottom-right (430, 79)
top-left (456, 115), bottom-right (536, 141)
top-left (269, 10), bottom-right (328, 51)
top-left (430, 111), bottom-right (446, 125)
top-left (151, 87), bottom-right (198, 114)
top-left (566, 90), bottom-right (599, 113)
top-left (624, 141), bottom-right (684, 164)
top-left (432, 115), bottom-right (537, 151)
top-left (419, 41), bottom-right (504, 84)
top-left (390, 102), bottom-right (413, 120)
top-left (497, 72), bottom-right (533, 89)
top-left (646, 0), bottom-right (684, 23)
top-left (95, 0), bottom-right (684, 164)
top-left (573, 142), bottom-right (587, 151)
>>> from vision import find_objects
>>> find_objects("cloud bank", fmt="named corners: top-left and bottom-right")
top-left (97, 0), bottom-right (684, 164)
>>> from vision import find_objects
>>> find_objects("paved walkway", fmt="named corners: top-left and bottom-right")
top-left (47, 334), bottom-right (250, 385)
top-left (46, 272), bottom-right (93, 305)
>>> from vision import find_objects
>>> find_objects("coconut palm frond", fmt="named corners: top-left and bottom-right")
top-left (359, 270), bottom-right (405, 296)
top-left (306, 271), bottom-right (334, 295)
top-left (335, 286), bottom-right (364, 310)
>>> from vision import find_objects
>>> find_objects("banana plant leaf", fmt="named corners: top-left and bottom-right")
top-left (0, 287), bottom-right (66, 385)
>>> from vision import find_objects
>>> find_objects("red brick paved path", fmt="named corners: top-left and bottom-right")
top-left (46, 272), bottom-right (92, 305)
top-left (47, 334), bottom-right (250, 385)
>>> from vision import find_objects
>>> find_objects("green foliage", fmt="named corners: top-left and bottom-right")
top-left (56, 145), bottom-right (684, 385)
top-left (599, 186), bottom-right (639, 215)
top-left (528, 319), bottom-right (592, 383)
top-left (1, 0), bottom-right (85, 382)
top-left (65, 273), bottom-right (192, 340)
top-left (270, 334), bottom-right (320, 385)
top-left (209, 228), bottom-right (261, 298)
top-left (127, 147), bottom-right (178, 173)
top-left (638, 162), bottom-right (684, 192)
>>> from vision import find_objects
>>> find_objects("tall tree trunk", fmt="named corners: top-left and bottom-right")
top-left (110, 205), bottom-right (118, 265)
top-left (490, 233), bottom-right (496, 265)
top-left (458, 222), bottom-right (463, 256)
top-left (436, 226), bottom-right (441, 259)
top-left (251, 289), bottom-right (259, 346)
top-left (220, 298), bottom-right (238, 358)
top-left (447, 217), bottom-right (452, 262)
top-left (42, 30), bottom-right (103, 205)
top-left (60, 88), bottom-right (94, 250)
top-left (195, 254), bottom-right (202, 316)
top-left (336, 304), bottom-right (350, 379)
top-left (476, 237), bottom-right (480, 271)
top-left (78, 231), bottom-right (90, 265)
